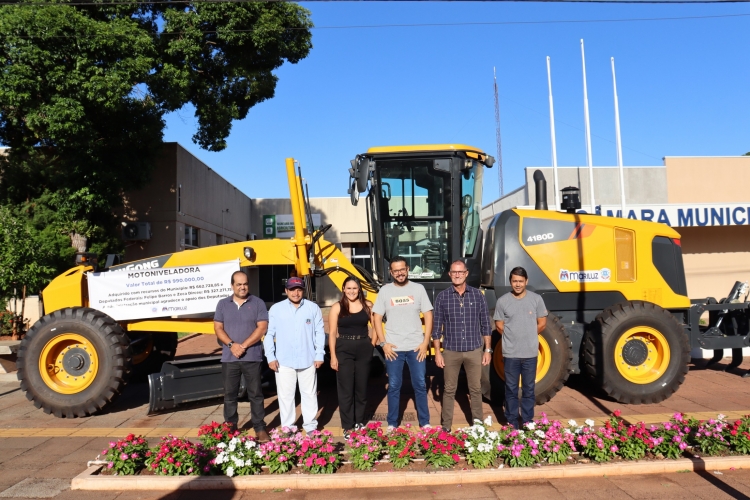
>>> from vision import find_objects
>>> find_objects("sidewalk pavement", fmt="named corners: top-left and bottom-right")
top-left (3, 334), bottom-right (750, 498)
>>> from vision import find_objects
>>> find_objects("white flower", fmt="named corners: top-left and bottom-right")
top-left (525, 422), bottom-right (536, 430)
top-left (484, 416), bottom-right (493, 427)
top-left (535, 430), bottom-right (545, 438)
top-left (533, 439), bottom-right (539, 445)
top-left (718, 414), bottom-right (726, 421)
top-left (245, 441), bottom-right (256, 449)
top-left (226, 466), bottom-right (234, 477)
top-left (228, 444), bottom-right (236, 452)
top-left (255, 451), bottom-right (263, 458)
top-left (568, 419), bottom-right (577, 427)
top-left (216, 443), bottom-right (227, 449)
top-left (488, 431), bottom-right (499, 440)
top-left (467, 446), bottom-right (475, 453)
top-left (478, 426), bottom-right (486, 435)
top-left (585, 419), bottom-right (595, 427)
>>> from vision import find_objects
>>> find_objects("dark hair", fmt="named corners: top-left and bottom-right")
top-left (338, 276), bottom-right (370, 318)
top-left (509, 267), bottom-right (528, 280)
top-left (231, 270), bottom-right (248, 285)
top-left (389, 256), bottom-right (408, 269)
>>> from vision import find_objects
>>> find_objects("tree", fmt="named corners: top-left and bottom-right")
top-left (0, 1), bottom-right (313, 298)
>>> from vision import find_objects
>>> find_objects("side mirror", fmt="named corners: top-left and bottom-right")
top-left (350, 155), bottom-right (372, 193)
top-left (348, 179), bottom-right (360, 206)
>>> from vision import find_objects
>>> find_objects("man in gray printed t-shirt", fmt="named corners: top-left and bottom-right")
top-left (373, 256), bottom-right (433, 429)
top-left (493, 266), bottom-right (547, 429)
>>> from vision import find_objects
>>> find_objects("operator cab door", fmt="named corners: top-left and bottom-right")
top-left (368, 155), bottom-right (485, 293)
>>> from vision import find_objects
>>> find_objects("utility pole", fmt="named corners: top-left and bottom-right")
top-left (581, 39), bottom-right (596, 214)
top-left (547, 56), bottom-right (560, 208)
top-left (612, 57), bottom-right (627, 215)
top-left (494, 67), bottom-right (504, 198)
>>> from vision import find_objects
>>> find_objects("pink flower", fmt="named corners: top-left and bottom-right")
top-left (120, 453), bottom-right (128, 460)
top-left (130, 453), bottom-right (138, 459)
top-left (167, 457), bottom-right (174, 464)
top-left (279, 455), bottom-right (287, 462)
top-left (107, 462), bottom-right (114, 469)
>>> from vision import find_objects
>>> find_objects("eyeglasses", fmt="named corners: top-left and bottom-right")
top-left (390, 268), bottom-right (408, 274)
top-left (449, 271), bottom-right (468, 275)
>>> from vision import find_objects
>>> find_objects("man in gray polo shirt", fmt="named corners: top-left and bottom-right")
top-left (493, 266), bottom-right (547, 429)
top-left (214, 270), bottom-right (270, 442)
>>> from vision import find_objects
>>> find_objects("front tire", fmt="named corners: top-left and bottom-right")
top-left (17, 307), bottom-right (131, 417)
top-left (584, 301), bottom-right (689, 404)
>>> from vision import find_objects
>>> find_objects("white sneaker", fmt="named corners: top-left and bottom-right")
top-left (387, 425), bottom-right (395, 432)
top-left (421, 424), bottom-right (432, 431)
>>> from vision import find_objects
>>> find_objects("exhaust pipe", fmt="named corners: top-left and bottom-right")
top-left (533, 170), bottom-right (548, 210)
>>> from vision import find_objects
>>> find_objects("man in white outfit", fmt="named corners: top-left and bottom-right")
top-left (264, 277), bottom-right (325, 432)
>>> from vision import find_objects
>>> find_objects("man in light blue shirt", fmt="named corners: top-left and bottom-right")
top-left (264, 277), bottom-right (325, 432)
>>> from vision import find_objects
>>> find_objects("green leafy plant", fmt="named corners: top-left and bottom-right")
top-left (145, 435), bottom-right (208, 476)
top-left (101, 434), bottom-right (149, 475)
top-left (385, 425), bottom-right (419, 469)
top-left (418, 427), bottom-right (463, 468)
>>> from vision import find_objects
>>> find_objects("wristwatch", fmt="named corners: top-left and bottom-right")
top-left (378, 342), bottom-right (386, 348)
top-left (227, 341), bottom-right (234, 348)
top-left (484, 348), bottom-right (494, 353)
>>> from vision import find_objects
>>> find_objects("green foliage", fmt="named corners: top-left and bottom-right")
top-left (0, 1), bottom-right (313, 297)
top-left (0, 206), bottom-right (58, 298)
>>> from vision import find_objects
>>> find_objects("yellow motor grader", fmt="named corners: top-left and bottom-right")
top-left (17, 145), bottom-right (749, 417)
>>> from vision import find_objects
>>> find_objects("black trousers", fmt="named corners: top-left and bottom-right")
top-left (335, 338), bottom-right (373, 430)
top-left (222, 361), bottom-right (266, 432)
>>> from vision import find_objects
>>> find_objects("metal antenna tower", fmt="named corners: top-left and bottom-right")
top-left (493, 67), bottom-right (504, 198)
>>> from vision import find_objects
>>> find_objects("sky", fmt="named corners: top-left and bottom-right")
top-left (162, 1), bottom-right (750, 206)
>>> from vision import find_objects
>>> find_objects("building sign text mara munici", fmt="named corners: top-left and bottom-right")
top-left (597, 203), bottom-right (750, 227)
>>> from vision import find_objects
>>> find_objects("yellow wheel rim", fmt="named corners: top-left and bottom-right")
top-left (614, 326), bottom-right (670, 384)
top-left (536, 336), bottom-right (551, 381)
top-left (493, 334), bottom-right (551, 384)
top-left (38, 334), bottom-right (98, 394)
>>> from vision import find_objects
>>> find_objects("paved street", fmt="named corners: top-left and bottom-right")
top-left (2, 334), bottom-right (750, 498)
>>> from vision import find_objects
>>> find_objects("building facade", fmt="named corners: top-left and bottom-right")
top-left (121, 143), bottom-right (253, 263)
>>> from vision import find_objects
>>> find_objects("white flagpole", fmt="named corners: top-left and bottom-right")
top-left (612, 57), bottom-right (626, 216)
top-left (581, 39), bottom-right (596, 214)
top-left (547, 56), bottom-right (560, 209)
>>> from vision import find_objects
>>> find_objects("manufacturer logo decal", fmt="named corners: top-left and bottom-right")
top-left (559, 268), bottom-right (611, 283)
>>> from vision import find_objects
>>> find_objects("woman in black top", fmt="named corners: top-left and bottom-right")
top-left (328, 277), bottom-right (375, 437)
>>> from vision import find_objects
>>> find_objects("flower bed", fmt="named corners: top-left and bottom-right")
top-left (92, 411), bottom-right (750, 476)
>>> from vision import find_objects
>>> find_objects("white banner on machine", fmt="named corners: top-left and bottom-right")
top-left (88, 260), bottom-right (239, 321)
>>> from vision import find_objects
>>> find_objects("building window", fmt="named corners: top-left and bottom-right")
top-left (615, 227), bottom-right (636, 282)
top-left (185, 225), bottom-right (199, 248)
top-left (178, 184), bottom-right (181, 213)
top-left (350, 244), bottom-right (373, 274)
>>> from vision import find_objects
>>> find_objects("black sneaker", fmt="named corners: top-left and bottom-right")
top-left (343, 429), bottom-right (352, 440)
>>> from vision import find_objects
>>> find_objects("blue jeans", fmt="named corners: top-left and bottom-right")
top-left (385, 350), bottom-right (430, 427)
top-left (504, 357), bottom-right (536, 429)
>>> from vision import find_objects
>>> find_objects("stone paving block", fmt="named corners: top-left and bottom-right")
top-left (52, 490), bottom-right (121, 500)
top-left (33, 462), bottom-right (92, 479)
top-left (0, 437), bottom-right (51, 449)
top-left (0, 478), bottom-right (70, 498)
top-left (491, 481), bottom-right (566, 500)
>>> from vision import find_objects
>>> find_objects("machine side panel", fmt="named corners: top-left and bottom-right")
top-left (516, 209), bottom-right (690, 310)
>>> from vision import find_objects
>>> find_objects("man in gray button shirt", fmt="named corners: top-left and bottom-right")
top-left (214, 270), bottom-right (270, 442)
top-left (493, 266), bottom-right (547, 429)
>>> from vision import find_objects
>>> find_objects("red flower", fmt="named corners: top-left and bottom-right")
top-left (613, 410), bottom-right (622, 417)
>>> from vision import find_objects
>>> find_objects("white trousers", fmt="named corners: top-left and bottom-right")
top-left (275, 364), bottom-right (318, 433)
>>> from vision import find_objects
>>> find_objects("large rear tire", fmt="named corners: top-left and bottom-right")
top-left (17, 307), bottom-right (131, 417)
top-left (583, 300), bottom-right (689, 404)
top-left (491, 314), bottom-right (573, 405)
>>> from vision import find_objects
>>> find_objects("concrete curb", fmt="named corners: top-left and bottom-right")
top-left (71, 455), bottom-right (750, 491)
